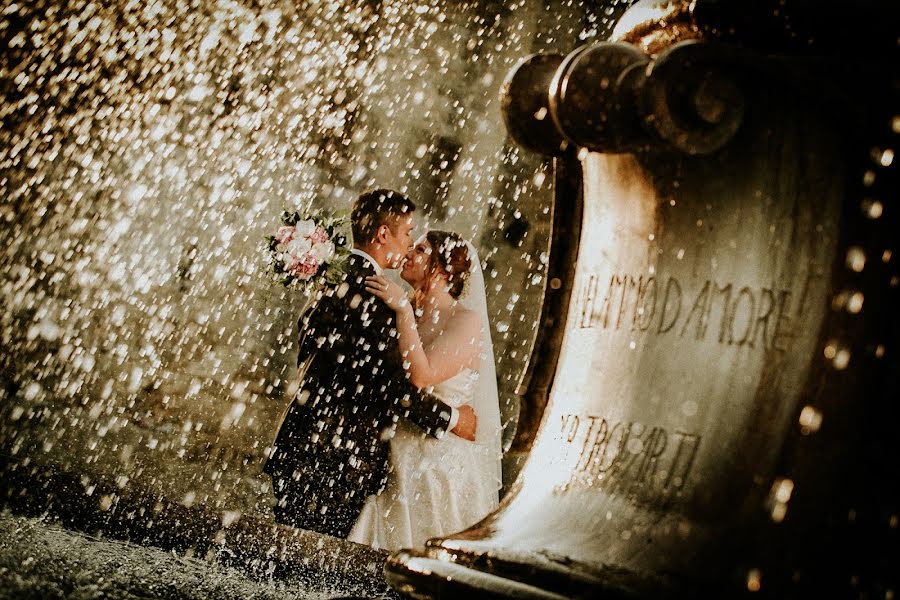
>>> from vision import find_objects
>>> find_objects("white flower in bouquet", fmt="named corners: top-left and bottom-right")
top-left (279, 251), bottom-right (296, 269)
top-left (286, 236), bottom-right (312, 257)
top-left (293, 219), bottom-right (316, 237)
top-left (310, 240), bottom-right (335, 263)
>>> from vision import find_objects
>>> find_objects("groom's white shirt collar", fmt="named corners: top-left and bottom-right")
top-left (350, 248), bottom-right (383, 275)
top-left (349, 248), bottom-right (460, 434)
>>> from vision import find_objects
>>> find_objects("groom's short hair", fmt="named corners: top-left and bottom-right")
top-left (351, 188), bottom-right (416, 246)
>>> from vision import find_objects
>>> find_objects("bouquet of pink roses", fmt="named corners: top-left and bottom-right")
top-left (266, 210), bottom-right (350, 290)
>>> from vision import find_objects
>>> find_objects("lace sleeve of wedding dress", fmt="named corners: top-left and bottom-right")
top-left (461, 240), bottom-right (503, 491)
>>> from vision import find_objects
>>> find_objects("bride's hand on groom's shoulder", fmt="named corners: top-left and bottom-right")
top-left (365, 276), bottom-right (409, 311)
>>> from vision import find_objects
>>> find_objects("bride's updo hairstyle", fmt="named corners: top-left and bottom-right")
top-left (425, 230), bottom-right (472, 299)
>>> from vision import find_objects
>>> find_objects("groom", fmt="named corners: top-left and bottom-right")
top-left (264, 188), bottom-right (477, 538)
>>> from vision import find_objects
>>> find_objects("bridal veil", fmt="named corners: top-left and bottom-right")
top-left (461, 240), bottom-right (503, 493)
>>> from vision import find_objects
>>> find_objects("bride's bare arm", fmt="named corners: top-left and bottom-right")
top-left (396, 304), bottom-right (480, 388)
top-left (366, 276), bottom-right (480, 389)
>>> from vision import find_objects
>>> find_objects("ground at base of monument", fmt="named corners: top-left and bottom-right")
top-left (0, 513), bottom-right (396, 600)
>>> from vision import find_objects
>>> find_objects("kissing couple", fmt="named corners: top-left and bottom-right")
top-left (263, 188), bottom-right (502, 550)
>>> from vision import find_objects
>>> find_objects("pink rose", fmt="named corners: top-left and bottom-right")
top-left (275, 225), bottom-right (295, 244)
top-left (288, 254), bottom-right (320, 280)
top-left (308, 226), bottom-right (329, 244)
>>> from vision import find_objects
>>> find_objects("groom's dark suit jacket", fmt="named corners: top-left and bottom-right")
top-left (263, 253), bottom-right (453, 537)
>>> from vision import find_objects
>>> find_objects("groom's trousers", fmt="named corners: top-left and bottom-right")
top-left (270, 469), bottom-right (368, 538)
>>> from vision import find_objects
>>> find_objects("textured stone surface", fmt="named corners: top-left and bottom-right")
top-left (0, 513), bottom-right (395, 599)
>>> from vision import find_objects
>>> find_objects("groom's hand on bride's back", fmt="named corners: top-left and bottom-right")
top-left (451, 404), bottom-right (477, 441)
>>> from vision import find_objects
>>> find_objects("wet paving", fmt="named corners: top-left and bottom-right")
top-left (0, 513), bottom-right (394, 600)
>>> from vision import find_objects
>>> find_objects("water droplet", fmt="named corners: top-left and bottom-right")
top-left (798, 405), bottom-right (823, 433)
top-left (770, 502), bottom-right (787, 523)
top-left (833, 348), bottom-right (851, 370)
top-left (846, 292), bottom-right (864, 314)
top-left (772, 478), bottom-right (794, 504)
top-left (823, 341), bottom-right (850, 367)
top-left (846, 247), bottom-right (866, 272)
top-left (746, 568), bottom-right (762, 592)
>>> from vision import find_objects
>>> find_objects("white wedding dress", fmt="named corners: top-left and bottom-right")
top-left (347, 368), bottom-right (499, 550)
top-left (348, 240), bottom-right (502, 551)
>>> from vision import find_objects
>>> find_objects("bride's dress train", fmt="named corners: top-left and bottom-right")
top-left (348, 368), bottom-right (499, 550)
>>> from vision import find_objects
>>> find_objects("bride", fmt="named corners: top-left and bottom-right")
top-left (347, 230), bottom-right (502, 550)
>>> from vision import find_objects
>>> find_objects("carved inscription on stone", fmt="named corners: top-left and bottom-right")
top-left (553, 413), bottom-right (702, 504)
top-left (575, 272), bottom-right (808, 350)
